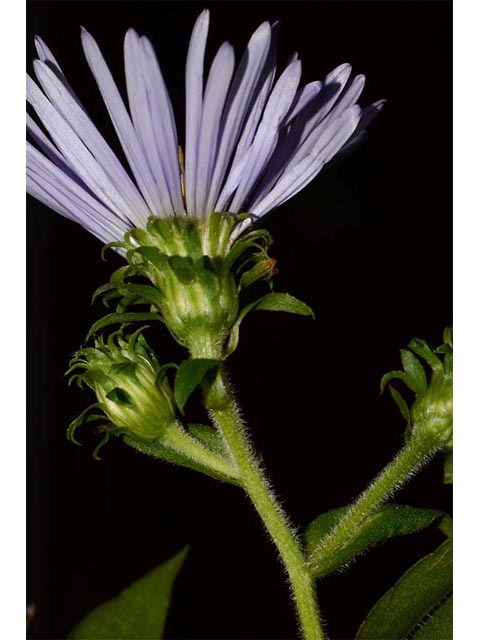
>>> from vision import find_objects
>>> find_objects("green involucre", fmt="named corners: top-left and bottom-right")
top-left (67, 327), bottom-right (176, 446)
top-left (95, 213), bottom-right (311, 358)
top-left (381, 329), bottom-right (453, 451)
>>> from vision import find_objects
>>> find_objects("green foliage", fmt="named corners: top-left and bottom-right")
top-left (305, 505), bottom-right (444, 578)
top-left (174, 359), bottom-right (222, 413)
top-left (68, 547), bottom-right (188, 640)
top-left (253, 292), bottom-right (314, 316)
top-left (226, 292), bottom-right (314, 354)
top-left (356, 532), bottom-right (452, 639)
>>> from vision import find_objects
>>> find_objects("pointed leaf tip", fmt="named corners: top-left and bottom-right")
top-left (254, 292), bottom-right (314, 317)
top-left (68, 546), bottom-right (189, 639)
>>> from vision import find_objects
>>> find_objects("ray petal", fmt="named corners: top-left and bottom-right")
top-left (33, 59), bottom-right (150, 225)
top-left (194, 42), bottom-right (235, 216)
top-left (80, 27), bottom-right (163, 218)
top-left (139, 35), bottom-right (185, 214)
top-left (204, 21), bottom-right (272, 214)
top-left (215, 22), bottom-right (279, 211)
top-left (184, 10), bottom-right (210, 215)
top-left (251, 105), bottom-right (362, 217)
top-left (124, 28), bottom-right (174, 216)
top-left (229, 59), bottom-right (302, 212)
top-left (27, 74), bottom-right (141, 224)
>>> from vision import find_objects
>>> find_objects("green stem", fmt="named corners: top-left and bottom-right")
top-left (308, 433), bottom-right (438, 576)
top-left (164, 422), bottom-right (240, 481)
top-left (204, 370), bottom-right (324, 640)
top-left (124, 421), bottom-right (240, 486)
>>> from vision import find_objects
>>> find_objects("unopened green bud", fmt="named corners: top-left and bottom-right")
top-left (67, 328), bottom-right (176, 446)
top-left (381, 328), bottom-right (453, 450)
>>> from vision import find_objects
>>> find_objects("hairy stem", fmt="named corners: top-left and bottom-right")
top-left (308, 433), bottom-right (439, 576)
top-left (123, 422), bottom-right (240, 486)
top-left (204, 369), bottom-right (324, 640)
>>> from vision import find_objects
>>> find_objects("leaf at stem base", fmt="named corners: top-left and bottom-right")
top-left (68, 546), bottom-right (188, 639)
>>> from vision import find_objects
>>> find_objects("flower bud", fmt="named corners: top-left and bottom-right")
top-left (381, 328), bottom-right (453, 450)
top-left (67, 328), bottom-right (176, 446)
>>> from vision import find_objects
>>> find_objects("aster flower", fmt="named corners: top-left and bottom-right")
top-left (26, 10), bottom-right (384, 245)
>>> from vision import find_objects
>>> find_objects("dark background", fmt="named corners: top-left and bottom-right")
top-left (27, 1), bottom-right (452, 638)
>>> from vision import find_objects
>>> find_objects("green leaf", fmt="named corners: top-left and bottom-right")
top-left (225, 292), bottom-right (314, 356)
top-left (186, 423), bottom-right (227, 456)
top-left (305, 505), bottom-right (444, 578)
top-left (174, 359), bottom-right (222, 414)
top-left (86, 312), bottom-right (163, 341)
top-left (254, 292), bottom-right (314, 317)
top-left (411, 594), bottom-right (452, 639)
top-left (443, 450), bottom-right (453, 484)
top-left (68, 546), bottom-right (188, 639)
top-left (356, 537), bottom-right (452, 639)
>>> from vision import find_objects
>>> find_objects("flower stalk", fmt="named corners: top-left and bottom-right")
top-left (202, 366), bottom-right (324, 640)
top-left (308, 332), bottom-right (453, 577)
top-left (307, 431), bottom-right (439, 577)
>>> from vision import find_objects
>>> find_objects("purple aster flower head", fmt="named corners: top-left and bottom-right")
top-left (26, 10), bottom-right (384, 246)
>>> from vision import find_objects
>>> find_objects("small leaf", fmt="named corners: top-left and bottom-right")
top-left (174, 359), bottom-right (222, 414)
top-left (225, 292), bottom-right (313, 356)
top-left (356, 537), bottom-right (452, 639)
top-left (306, 505), bottom-right (444, 578)
top-left (68, 547), bottom-right (188, 639)
top-left (254, 292), bottom-right (314, 317)
top-left (86, 313), bottom-right (163, 341)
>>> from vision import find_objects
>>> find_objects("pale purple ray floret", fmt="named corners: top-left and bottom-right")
top-left (26, 9), bottom-right (384, 245)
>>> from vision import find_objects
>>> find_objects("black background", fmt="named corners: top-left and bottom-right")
top-left (27, 1), bottom-right (452, 639)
